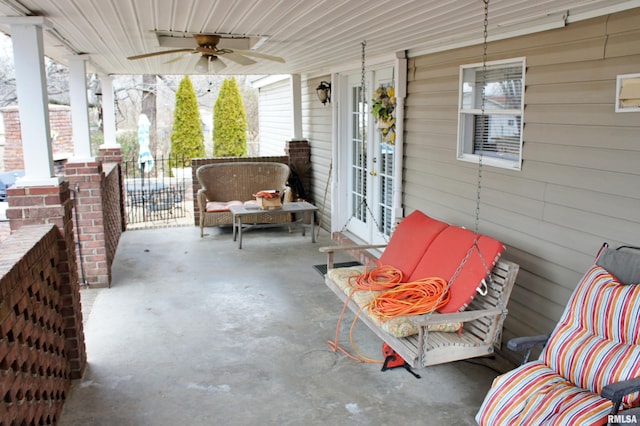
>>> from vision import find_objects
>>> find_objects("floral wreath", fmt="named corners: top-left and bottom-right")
top-left (371, 85), bottom-right (396, 144)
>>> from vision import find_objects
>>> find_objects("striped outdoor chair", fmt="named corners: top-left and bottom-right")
top-left (476, 245), bottom-right (640, 426)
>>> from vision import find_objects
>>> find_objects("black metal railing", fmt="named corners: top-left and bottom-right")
top-left (123, 155), bottom-right (189, 225)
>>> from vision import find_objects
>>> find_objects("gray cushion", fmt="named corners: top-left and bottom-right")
top-left (596, 246), bottom-right (640, 285)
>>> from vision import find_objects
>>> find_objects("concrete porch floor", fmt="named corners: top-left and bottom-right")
top-left (60, 224), bottom-right (511, 426)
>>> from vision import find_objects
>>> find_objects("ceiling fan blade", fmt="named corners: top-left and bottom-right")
top-left (163, 52), bottom-right (195, 64)
top-left (127, 48), bottom-right (194, 60)
top-left (221, 52), bottom-right (257, 66)
top-left (232, 49), bottom-right (285, 63)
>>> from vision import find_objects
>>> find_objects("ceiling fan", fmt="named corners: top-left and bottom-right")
top-left (127, 34), bottom-right (285, 72)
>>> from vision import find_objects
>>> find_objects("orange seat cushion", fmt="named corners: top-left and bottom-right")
top-left (409, 227), bottom-right (504, 313)
top-left (378, 210), bottom-right (448, 279)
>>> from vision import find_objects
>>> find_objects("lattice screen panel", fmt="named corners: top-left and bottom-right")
top-left (1, 232), bottom-right (71, 425)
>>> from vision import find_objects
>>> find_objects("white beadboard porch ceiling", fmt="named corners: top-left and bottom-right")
top-left (0, 0), bottom-right (638, 76)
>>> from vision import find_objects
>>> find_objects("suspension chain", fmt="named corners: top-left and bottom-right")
top-left (475, 0), bottom-right (489, 238)
top-left (474, 0), bottom-right (495, 283)
top-left (359, 40), bottom-right (368, 228)
top-left (340, 41), bottom-right (388, 240)
top-left (418, 0), bottom-right (494, 333)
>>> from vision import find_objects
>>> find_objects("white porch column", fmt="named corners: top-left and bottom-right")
top-left (290, 74), bottom-right (303, 140)
top-left (99, 75), bottom-right (118, 147)
top-left (1, 17), bottom-right (58, 186)
top-left (67, 54), bottom-right (93, 159)
top-left (393, 51), bottom-right (407, 224)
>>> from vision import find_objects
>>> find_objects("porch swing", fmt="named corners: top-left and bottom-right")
top-left (319, 0), bottom-right (520, 369)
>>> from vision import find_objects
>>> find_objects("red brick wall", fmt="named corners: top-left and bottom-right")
top-left (101, 164), bottom-right (124, 284)
top-left (98, 147), bottom-right (127, 233)
top-left (0, 225), bottom-right (74, 425)
top-left (5, 182), bottom-right (86, 382)
top-left (65, 159), bottom-right (124, 288)
top-left (2, 105), bottom-right (74, 171)
top-left (285, 139), bottom-right (311, 201)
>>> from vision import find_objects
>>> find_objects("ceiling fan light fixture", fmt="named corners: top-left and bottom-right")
top-left (195, 56), bottom-right (210, 73)
top-left (209, 57), bottom-right (227, 73)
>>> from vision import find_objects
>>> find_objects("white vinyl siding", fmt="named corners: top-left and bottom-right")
top-left (303, 76), bottom-right (333, 231)
top-left (258, 78), bottom-right (292, 156)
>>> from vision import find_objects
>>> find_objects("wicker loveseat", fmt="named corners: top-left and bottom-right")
top-left (196, 162), bottom-right (293, 237)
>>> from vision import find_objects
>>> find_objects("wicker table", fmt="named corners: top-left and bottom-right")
top-left (230, 201), bottom-right (318, 249)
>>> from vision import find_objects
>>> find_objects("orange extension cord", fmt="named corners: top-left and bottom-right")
top-left (353, 261), bottom-right (403, 291)
top-left (327, 262), bottom-right (450, 364)
top-left (369, 277), bottom-right (450, 320)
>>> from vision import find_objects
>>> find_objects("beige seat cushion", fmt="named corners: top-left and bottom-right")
top-left (327, 267), bottom-right (462, 338)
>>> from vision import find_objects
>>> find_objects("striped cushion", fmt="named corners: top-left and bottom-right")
top-left (477, 265), bottom-right (640, 425)
top-left (542, 266), bottom-right (640, 405)
top-left (476, 361), bottom-right (612, 425)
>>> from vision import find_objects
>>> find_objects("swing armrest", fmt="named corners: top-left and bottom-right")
top-left (319, 244), bottom-right (388, 253)
top-left (408, 308), bottom-right (503, 326)
top-left (319, 244), bottom-right (388, 269)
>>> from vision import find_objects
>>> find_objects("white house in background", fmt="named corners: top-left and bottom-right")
top-left (253, 75), bottom-right (294, 156)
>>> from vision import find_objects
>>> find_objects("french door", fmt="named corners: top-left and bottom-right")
top-left (342, 67), bottom-right (395, 244)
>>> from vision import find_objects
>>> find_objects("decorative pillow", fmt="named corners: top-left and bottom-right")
top-left (596, 246), bottom-right (640, 285)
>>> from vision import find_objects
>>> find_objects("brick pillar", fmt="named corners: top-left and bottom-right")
top-left (6, 181), bottom-right (87, 379)
top-left (285, 139), bottom-right (311, 201)
top-left (1, 105), bottom-right (74, 171)
top-left (98, 146), bottom-right (126, 231)
top-left (97, 146), bottom-right (123, 164)
top-left (64, 160), bottom-right (111, 288)
top-left (2, 107), bottom-right (24, 171)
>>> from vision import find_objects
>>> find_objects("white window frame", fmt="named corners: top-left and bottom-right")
top-left (457, 57), bottom-right (525, 171)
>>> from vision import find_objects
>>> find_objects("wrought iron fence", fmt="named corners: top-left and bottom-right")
top-left (123, 154), bottom-right (189, 225)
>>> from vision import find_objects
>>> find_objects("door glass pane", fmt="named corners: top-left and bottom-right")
top-left (378, 141), bottom-right (394, 236)
top-left (350, 85), bottom-right (367, 223)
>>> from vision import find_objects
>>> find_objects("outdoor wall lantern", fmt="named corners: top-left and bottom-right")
top-left (316, 80), bottom-right (331, 105)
